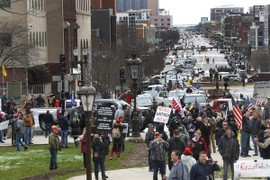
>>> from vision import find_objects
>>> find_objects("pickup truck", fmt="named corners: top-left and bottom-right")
top-left (31, 107), bottom-right (60, 131)
top-left (31, 99), bottom-right (81, 131)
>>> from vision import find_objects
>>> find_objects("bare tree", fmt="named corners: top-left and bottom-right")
top-left (0, 20), bottom-right (39, 69)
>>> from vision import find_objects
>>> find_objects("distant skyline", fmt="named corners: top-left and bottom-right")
top-left (159, 0), bottom-right (269, 25)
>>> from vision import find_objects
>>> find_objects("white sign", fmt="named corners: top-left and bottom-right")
top-left (153, 106), bottom-right (172, 123)
top-left (34, 115), bottom-right (39, 128)
top-left (234, 160), bottom-right (270, 178)
top-left (0, 120), bottom-right (9, 130)
top-left (122, 123), bottom-right (129, 134)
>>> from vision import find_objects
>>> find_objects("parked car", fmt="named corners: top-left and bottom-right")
top-left (223, 74), bottom-right (242, 82)
top-left (183, 93), bottom-right (208, 106)
top-left (218, 66), bottom-right (234, 73)
top-left (248, 72), bottom-right (270, 82)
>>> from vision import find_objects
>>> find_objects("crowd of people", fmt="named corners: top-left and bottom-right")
top-left (141, 92), bottom-right (270, 180)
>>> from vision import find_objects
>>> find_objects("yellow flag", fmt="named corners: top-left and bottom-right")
top-left (2, 64), bottom-right (7, 77)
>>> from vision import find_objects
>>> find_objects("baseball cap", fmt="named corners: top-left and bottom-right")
top-left (116, 119), bottom-right (121, 123)
top-left (154, 132), bottom-right (160, 136)
top-left (183, 147), bottom-right (192, 155)
top-left (13, 114), bottom-right (19, 119)
top-left (51, 125), bottom-right (59, 130)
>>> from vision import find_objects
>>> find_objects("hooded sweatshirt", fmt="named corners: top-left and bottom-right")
top-left (181, 154), bottom-right (196, 172)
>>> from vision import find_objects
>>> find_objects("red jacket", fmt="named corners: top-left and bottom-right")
top-left (126, 95), bottom-right (132, 104)
top-left (80, 135), bottom-right (87, 154)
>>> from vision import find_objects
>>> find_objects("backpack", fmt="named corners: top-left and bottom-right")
top-left (112, 127), bottom-right (121, 139)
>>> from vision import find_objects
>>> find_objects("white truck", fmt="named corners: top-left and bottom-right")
top-left (253, 81), bottom-right (270, 103)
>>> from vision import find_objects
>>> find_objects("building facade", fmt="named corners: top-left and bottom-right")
top-left (210, 7), bottom-right (244, 22)
top-left (264, 5), bottom-right (270, 46)
top-left (0, 0), bottom-right (91, 95)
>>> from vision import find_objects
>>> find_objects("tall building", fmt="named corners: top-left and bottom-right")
top-left (201, 17), bottom-right (209, 23)
top-left (91, 0), bottom-right (116, 15)
top-left (210, 7), bottom-right (244, 22)
top-left (148, 0), bottom-right (159, 16)
top-left (264, 5), bottom-right (270, 46)
top-left (116, 0), bottom-right (158, 16)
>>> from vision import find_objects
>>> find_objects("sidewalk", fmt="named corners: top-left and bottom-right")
top-left (1, 132), bottom-right (263, 180)
top-left (69, 150), bottom-right (262, 180)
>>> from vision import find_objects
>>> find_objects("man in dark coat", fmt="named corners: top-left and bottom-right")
top-left (190, 151), bottom-right (220, 180)
top-left (43, 110), bottom-right (54, 138)
top-left (167, 129), bottom-right (186, 170)
top-left (219, 126), bottom-right (239, 180)
top-left (241, 111), bottom-right (251, 157)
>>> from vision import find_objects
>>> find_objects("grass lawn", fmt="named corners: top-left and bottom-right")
top-left (0, 143), bottom-right (135, 180)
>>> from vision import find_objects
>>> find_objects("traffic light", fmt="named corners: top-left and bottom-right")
top-left (73, 55), bottom-right (78, 68)
top-left (120, 67), bottom-right (125, 79)
top-left (59, 54), bottom-right (66, 73)
top-left (119, 66), bottom-right (125, 84)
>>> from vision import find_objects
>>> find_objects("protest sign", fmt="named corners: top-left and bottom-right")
top-left (0, 120), bottom-right (9, 130)
top-left (234, 160), bottom-right (270, 178)
top-left (153, 106), bottom-right (171, 123)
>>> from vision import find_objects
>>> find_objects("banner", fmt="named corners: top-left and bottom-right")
top-left (0, 120), bottom-right (9, 130)
top-left (153, 106), bottom-right (172, 123)
top-left (234, 160), bottom-right (270, 178)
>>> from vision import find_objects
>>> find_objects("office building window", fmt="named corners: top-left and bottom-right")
top-left (29, 31), bottom-right (47, 47)
top-left (0, 0), bottom-right (11, 7)
top-left (0, 33), bottom-right (12, 47)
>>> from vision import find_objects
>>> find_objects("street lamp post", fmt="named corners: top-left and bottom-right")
top-left (78, 84), bottom-right (96, 180)
top-left (126, 50), bottom-right (143, 142)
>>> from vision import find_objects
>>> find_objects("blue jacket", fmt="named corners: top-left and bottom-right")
top-left (190, 161), bottom-right (219, 180)
top-left (59, 115), bottom-right (69, 131)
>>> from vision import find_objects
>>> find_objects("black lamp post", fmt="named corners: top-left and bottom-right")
top-left (126, 50), bottom-right (143, 140)
top-left (78, 84), bottom-right (96, 180)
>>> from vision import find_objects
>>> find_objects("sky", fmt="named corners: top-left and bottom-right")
top-left (159, 0), bottom-right (269, 25)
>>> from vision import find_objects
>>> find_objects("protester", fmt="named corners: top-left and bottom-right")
top-left (167, 129), bottom-right (186, 170)
top-left (92, 134), bottom-right (107, 180)
top-left (145, 124), bottom-right (155, 172)
top-left (0, 113), bottom-right (5, 143)
top-left (178, 126), bottom-right (189, 146)
top-left (241, 111), bottom-right (251, 157)
top-left (168, 150), bottom-right (190, 180)
top-left (190, 151), bottom-right (220, 180)
top-left (219, 126), bottom-right (239, 180)
top-left (157, 124), bottom-right (168, 141)
top-left (109, 118), bottom-right (126, 159)
top-left (23, 110), bottom-right (34, 145)
top-left (48, 125), bottom-right (60, 170)
top-left (36, 95), bottom-right (45, 107)
top-left (181, 147), bottom-right (196, 172)
top-left (216, 121), bottom-right (228, 147)
top-left (14, 114), bottom-right (28, 152)
top-left (80, 128), bottom-right (87, 169)
top-left (43, 110), bottom-right (54, 138)
top-left (70, 110), bottom-right (82, 148)
top-left (250, 111), bottom-right (262, 156)
top-left (149, 132), bottom-right (169, 180)
top-left (189, 130), bottom-right (209, 160)
top-left (254, 128), bottom-right (270, 180)
top-left (59, 111), bottom-right (69, 148)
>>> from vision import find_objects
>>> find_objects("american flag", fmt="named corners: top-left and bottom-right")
top-left (232, 97), bottom-right (242, 129)
top-left (247, 98), bottom-right (257, 111)
top-left (172, 97), bottom-right (182, 114)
